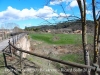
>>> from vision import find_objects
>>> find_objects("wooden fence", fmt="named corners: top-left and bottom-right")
top-left (0, 32), bottom-right (100, 75)
top-left (1, 41), bottom-right (100, 75)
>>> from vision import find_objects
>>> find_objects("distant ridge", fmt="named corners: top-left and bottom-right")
top-left (25, 20), bottom-right (94, 33)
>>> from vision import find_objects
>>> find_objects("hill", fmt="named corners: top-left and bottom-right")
top-left (25, 20), bottom-right (94, 33)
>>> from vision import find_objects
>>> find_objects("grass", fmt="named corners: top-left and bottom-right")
top-left (60, 54), bottom-right (84, 64)
top-left (0, 53), bottom-right (5, 75)
top-left (30, 33), bottom-right (93, 45)
top-left (0, 53), bottom-right (4, 66)
top-left (27, 55), bottom-right (63, 75)
top-left (29, 33), bottom-right (93, 72)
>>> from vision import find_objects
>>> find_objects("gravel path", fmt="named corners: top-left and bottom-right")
top-left (0, 33), bottom-right (26, 51)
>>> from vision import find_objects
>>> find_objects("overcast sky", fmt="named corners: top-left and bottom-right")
top-left (0, 0), bottom-right (99, 29)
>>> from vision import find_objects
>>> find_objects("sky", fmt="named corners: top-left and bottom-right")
top-left (0, 0), bottom-right (99, 29)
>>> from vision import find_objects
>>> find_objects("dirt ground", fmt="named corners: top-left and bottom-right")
top-left (30, 38), bottom-right (83, 56)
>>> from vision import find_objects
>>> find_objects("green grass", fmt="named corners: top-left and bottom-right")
top-left (60, 54), bottom-right (84, 64)
top-left (30, 33), bottom-right (82, 45)
top-left (30, 33), bottom-right (93, 45)
top-left (87, 34), bottom-right (94, 44)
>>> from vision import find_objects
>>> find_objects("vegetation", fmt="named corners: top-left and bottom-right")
top-left (30, 33), bottom-right (93, 45)
top-left (27, 55), bottom-right (63, 75)
top-left (25, 20), bottom-right (94, 33)
top-left (30, 33), bottom-right (81, 45)
top-left (0, 53), bottom-right (4, 66)
top-left (0, 53), bottom-right (5, 75)
top-left (60, 54), bottom-right (84, 64)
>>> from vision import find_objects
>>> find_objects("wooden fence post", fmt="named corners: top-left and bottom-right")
top-left (15, 35), bottom-right (17, 44)
top-left (12, 36), bottom-right (14, 45)
top-left (3, 52), bottom-right (7, 67)
top-left (20, 51), bottom-right (24, 75)
top-left (2, 33), bottom-right (3, 40)
top-left (9, 40), bottom-right (12, 54)
top-left (17, 35), bottom-right (18, 42)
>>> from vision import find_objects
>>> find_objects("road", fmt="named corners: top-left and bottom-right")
top-left (0, 33), bottom-right (26, 51)
top-left (0, 38), bottom-right (12, 51)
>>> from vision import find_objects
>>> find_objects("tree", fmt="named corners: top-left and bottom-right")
top-left (76, 0), bottom-right (90, 75)
top-left (92, 0), bottom-right (100, 75)
top-left (92, 0), bottom-right (99, 63)
top-left (13, 26), bottom-right (23, 33)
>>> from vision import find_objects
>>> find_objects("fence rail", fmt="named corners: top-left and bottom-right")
top-left (1, 37), bottom-right (100, 75)
top-left (0, 33), bottom-right (27, 75)
top-left (8, 43), bottom-right (100, 73)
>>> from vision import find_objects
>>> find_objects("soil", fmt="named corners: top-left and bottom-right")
top-left (30, 38), bottom-right (83, 55)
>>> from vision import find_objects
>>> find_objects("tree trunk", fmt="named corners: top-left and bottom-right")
top-left (92, 0), bottom-right (99, 64)
top-left (98, 16), bottom-right (100, 75)
top-left (92, 0), bottom-right (99, 75)
top-left (77, 0), bottom-right (90, 75)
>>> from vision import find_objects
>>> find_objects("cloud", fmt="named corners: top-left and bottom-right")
top-left (59, 13), bottom-right (70, 17)
top-left (50, 0), bottom-right (65, 5)
top-left (86, 10), bottom-right (92, 14)
top-left (50, 0), bottom-right (78, 7)
top-left (36, 6), bottom-right (58, 19)
top-left (69, 0), bottom-right (78, 7)
top-left (0, 6), bottom-right (36, 22)
top-left (65, 0), bottom-right (78, 7)
top-left (57, 13), bottom-right (70, 20)
top-left (0, 6), bottom-right (58, 22)
top-left (86, 10), bottom-right (100, 16)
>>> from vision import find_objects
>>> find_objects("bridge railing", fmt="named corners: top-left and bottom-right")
top-left (0, 33), bottom-right (10, 42)
top-left (10, 33), bottom-right (26, 45)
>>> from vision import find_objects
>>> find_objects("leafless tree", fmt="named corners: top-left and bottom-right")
top-left (76, 0), bottom-right (90, 75)
top-left (92, 0), bottom-right (100, 63)
top-left (92, 0), bottom-right (100, 75)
